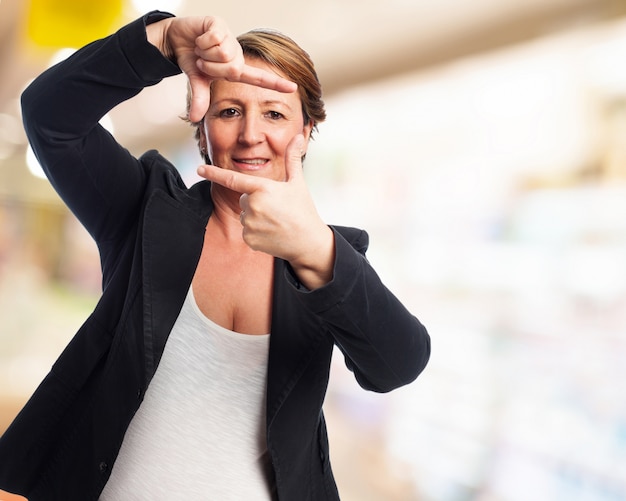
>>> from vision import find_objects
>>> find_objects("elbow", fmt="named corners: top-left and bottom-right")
top-left (21, 89), bottom-right (33, 137)
top-left (356, 323), bottom-right (431, 394)
top-left (21, 74), bottom-right (61, 146)
top-left (388, 323), bottom-right (431, 392)
top-left (20, 84), bottom-right (45, 148)
top-left (21, 81), bottom-right (38, 127)
top-left (404, 324), bottom-right (431, 384)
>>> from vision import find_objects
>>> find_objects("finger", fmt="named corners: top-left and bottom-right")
top-left (198, 165), bottom-right (266, 194)
top-left (196, 57), bottom-right (244, 84)
top-left (187, 75), bottom-right (212, 123)
top-left (194, 18), bottom-right (230, 52)
top-left (194, 36), bottom-right (240, 64)
top-left (238, 64), bottom-right (297, 93)
top-left (197, 61), bottom-right (296, 93)
top-left (284, 134), bottom-right (305, 182)
top-left (239, 193), bottom-right (249, 211)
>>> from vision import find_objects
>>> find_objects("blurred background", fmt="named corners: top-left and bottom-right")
top-left (1, 0), bottom-right (626, 500)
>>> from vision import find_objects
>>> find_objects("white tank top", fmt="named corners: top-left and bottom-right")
top-left (100, 286), bottom-right (274, 500)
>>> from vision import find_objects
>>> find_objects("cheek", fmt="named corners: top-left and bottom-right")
top-left (273, 123), bottom-right (306, 151)
top-left (266, 136), bottom-right (292, 162)
top-left (206, 124), bottom-right (229, 157)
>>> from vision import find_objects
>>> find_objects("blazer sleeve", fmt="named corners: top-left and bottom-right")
top-left (20, 11), bottom-right (181, 246)
top-left (286, 225), bottom-right (431, 393)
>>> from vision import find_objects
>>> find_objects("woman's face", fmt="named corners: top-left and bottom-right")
top-left (203, 58), bottom-right (312, 184)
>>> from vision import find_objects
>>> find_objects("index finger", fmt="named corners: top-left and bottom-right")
top-left (238, 64), bottom-right (297, 93)
top-left (198, 165), bottom-right (268, 193)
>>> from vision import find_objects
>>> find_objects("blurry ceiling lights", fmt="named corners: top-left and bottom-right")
top-left (130, 0), bottom-right (183, 15)
top-left (26, 114), bottom-right (115, 180)
top-left (584, 25), bottom-right (626, 98)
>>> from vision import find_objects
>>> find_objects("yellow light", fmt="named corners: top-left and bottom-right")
top-left (27, 0), bottom-right (124, 48)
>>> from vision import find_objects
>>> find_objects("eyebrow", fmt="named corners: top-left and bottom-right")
top-left (210, 98), bottom-right (294, 111)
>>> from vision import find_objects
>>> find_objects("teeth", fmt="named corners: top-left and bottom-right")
top-left (238, 159), bottom-right (266, 165)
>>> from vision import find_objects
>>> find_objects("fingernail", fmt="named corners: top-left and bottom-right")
top-left (197, 166), bottom-right (206, 176)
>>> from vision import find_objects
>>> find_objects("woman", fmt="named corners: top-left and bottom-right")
top-left (0, 10), bottom-right (430, 501)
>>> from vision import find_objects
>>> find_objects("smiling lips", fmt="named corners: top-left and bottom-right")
top-left (237, 158), bottom-right (267, 164)
top-left (234, 158), bottom-right (269, 170)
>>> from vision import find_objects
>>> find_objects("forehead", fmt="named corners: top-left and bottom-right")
top-left (244, 56), bottom-right (285, 77)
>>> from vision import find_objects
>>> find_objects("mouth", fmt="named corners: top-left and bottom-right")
top-left (233, 157), bottom-right (269, 171)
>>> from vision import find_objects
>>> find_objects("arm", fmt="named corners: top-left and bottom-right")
top-left (21, 12), bottom-right (181, 245)
top-left (195, 120), bottom-right (429, 390)
top-left (289, 227), bottom-right (430, 393)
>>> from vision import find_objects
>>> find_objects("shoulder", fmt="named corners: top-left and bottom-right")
top-left (138, 149), bottom-right (187, 191)
top-left (331, 225), bottom-right (369, 254)
top-left (138, 149), bottom-right (213, 216)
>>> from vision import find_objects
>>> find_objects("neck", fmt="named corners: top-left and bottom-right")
top-left (209, 185), bottom-right (245, 240)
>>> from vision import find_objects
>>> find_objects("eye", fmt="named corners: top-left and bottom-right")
top-left (219, 108), bottom-right (240, 118)
top-left (266, 111), bottom-right (284, 120)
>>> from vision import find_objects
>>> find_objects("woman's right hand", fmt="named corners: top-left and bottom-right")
top-left (147, 16), bottom-right (296, 122)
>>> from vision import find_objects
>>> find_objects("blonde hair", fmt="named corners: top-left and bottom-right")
top-left (185, 29), bottom-right (326, 164)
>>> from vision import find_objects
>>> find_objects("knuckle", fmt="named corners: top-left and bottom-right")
top-left (224, 172), bottom-right (239, 190)
top-left (225, 64), bottom-right (244, 81)
top-left (242, 230), bottom-right (257, 249)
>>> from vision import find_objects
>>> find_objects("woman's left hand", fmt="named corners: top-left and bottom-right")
top-left (197, 134), bottom-right (335, 289)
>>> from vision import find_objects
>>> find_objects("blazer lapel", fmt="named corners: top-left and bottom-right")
top-left (141, 188), bottom-right (210, 380)
top-left (266, 262), bottom-right (329, 427)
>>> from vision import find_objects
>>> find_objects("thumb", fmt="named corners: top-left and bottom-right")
top-left (187, 74), bottom-right (212, 123)
top-left (285, 134), bottom-right (305, 182)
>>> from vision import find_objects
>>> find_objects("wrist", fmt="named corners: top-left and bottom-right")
top-left (146, 17), bottom-right (175, 61)
top-left (290, 225), bottom-right (335, 290)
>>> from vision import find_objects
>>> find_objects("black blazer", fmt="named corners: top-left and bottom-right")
top-left (0, 12), bottom-right (430, 501)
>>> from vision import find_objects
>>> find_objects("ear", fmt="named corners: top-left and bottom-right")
top-left (198, 121), bottom-right (207, 153)
top-left (198, 120), bottom-right (212, 164)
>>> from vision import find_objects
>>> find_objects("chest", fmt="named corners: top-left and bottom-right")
top-left (192, 235), bottom-right (274, 336)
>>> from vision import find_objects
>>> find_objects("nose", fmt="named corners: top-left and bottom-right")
top-left (238, 116), bottom-right (265, 146)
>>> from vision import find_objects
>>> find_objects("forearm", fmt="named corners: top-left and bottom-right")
top-left (290, 227), bottom-right (431, 392)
